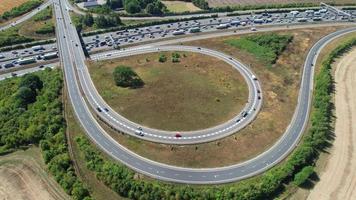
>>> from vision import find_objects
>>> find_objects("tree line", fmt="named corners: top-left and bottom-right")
top-left (73, 37), bottom-right (356, 199)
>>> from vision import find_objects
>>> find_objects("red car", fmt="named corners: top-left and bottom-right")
top-left (175, 133), bottom-right (182, 138)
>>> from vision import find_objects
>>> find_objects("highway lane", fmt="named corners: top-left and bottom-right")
top-left (0, 0), bottom-right (52, 31)
top-left (55, 0), bottom-right (356, 184)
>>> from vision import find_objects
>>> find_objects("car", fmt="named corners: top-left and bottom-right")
top-left (11, 72), bottom-right (17, 77)
top-left (236, 118), bottom-right (241, 123)
top-left (97, 107), bottom-right (102, 112)
top-left (241, 111), bottom-right (248, 118)
top-left (175, 133), bottom-right (182, 138)
top-left (258, 96), bottom-right (261, 100)
top-left (104, 108), bottom-right (109, 112)
top-left (135, 130), bottom-right (144, 136)
top-left (251, 75), bottom-right (257, 80)
top-left (39, 65), bottom-right (45, 68)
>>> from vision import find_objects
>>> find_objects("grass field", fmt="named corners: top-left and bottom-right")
top-left (88, 51), bottom-right (248, 131)
top-left (207, 0), bottom-right (356, 8)
top-left (0, 0), bottom-right (28, 15)
top-left (88, 26), bottom-right (347, 168)
top-left (162, 1), bottom-right (201, 13)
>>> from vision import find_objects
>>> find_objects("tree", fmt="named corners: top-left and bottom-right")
top-left (158, 54), bottom-right (167, 62)
top-left (15, 86), bottom-right (37, 108)
top-left (19, 74), bottom-right (43, 91)
top-left (113, 66), bottom-right (144, 88)
top-left (293, 166), bottom-right (314, 186)
top-left (106, 0), bottom-right (123, 9)
top-left (83, 14), bottom-right (94, 27)
top-left (124, 0), bottom-right (141, 14)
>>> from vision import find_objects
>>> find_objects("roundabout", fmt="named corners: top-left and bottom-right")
top-left (84, 45), bottom-right (263, 144)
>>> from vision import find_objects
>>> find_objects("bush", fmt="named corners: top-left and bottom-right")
top-left (171, 52), bottom-right (181, 62)
top-left (293, 166), bottom-right (314, 186)
top-left (1, 0), bottom-right (43, 20)
top-left (192, 0), bottom-right (209, 10)
top-left (158, 54), bottom-right (167, 62)
top-left (113, 66), bottom-right (144, 88)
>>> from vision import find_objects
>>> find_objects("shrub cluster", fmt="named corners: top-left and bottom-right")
top-left (74, 37), bottom-right (356, 199)
top-left (226, 33), bottom-right (293, 65)
top-left (0, 0), bottom-right (43, 20)
top-left (33, 6), bottom-right (52, 21)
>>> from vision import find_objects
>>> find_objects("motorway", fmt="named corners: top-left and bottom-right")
top-left (50, 0), bottom-right (356, 184)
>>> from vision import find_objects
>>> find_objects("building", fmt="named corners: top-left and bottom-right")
top-left (83, 0), bottom-right (99, 8)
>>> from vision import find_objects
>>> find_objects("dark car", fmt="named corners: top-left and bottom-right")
top-left (97, 107), bottom-right (102, 112)
top-left (175, 133), bottom-right (182, 138)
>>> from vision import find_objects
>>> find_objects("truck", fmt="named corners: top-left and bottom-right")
top-left (17, 57), bottom-right (36, 65)
top-left (230, 20), bottom-right (241, 25)
top-left (189, 27), bottom-right (200, 33)
top-left (31, 45), bottom-right (44, 51)
top-left (43, 52), bottom-right (58, 60)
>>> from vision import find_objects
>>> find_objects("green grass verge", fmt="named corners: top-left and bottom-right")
top-left (225, 33), bottom-right (293, 65)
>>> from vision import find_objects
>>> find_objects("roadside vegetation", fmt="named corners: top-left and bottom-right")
top-left (0, 27), bottom-right (34, 48)
top-left (0, 6), bottom-right (55, 48)
top-left (0, 69), bottom-right (92, 200)
top-left (226, 33), bottom-right (293, 65)
top-left (0, 0), bottom-right (43, 22)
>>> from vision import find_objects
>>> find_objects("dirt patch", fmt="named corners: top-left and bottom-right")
top-left (162, 1), bottom-right (201, 13)
top-left (307, 47), bottom-right (356, 200)
top-left (0, 148), bottom-right (70, 200)
top-left (0, 0), bottom-right (28, 15)
top-left (89, 51), bottom-right (248, 131)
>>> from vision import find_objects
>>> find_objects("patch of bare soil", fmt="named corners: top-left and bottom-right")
top-left (307, 47), bottom-right (356, 200)
top-left (0, 158), bottom-right (68, 200)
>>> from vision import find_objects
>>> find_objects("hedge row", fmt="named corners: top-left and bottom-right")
top-left (73, 35), bottom-right (356, 199)
top-left (0, 0), bottom-right (43, 20)
top-left (0, 39), bottom-right (56, 52)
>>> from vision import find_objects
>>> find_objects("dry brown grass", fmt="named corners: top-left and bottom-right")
top-left (207, 0), bottom-right (356, 8)
top-left (88, 52), bottom-right (248, 131)
top-left (91, 26), bottom-right (346, 168)
top-left (0, 0), bottom-right (29, 15)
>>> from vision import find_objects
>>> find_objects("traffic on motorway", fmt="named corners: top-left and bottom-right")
top-left (1, 5), bottom-right (355, 71)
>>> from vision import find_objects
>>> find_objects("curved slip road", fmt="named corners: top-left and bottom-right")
top-left (0, 0), bottom-right (52, 31)
top-left (81, 45), bottom-right (263, 144)
top-left (54, 0), bottom-right (356, 184)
